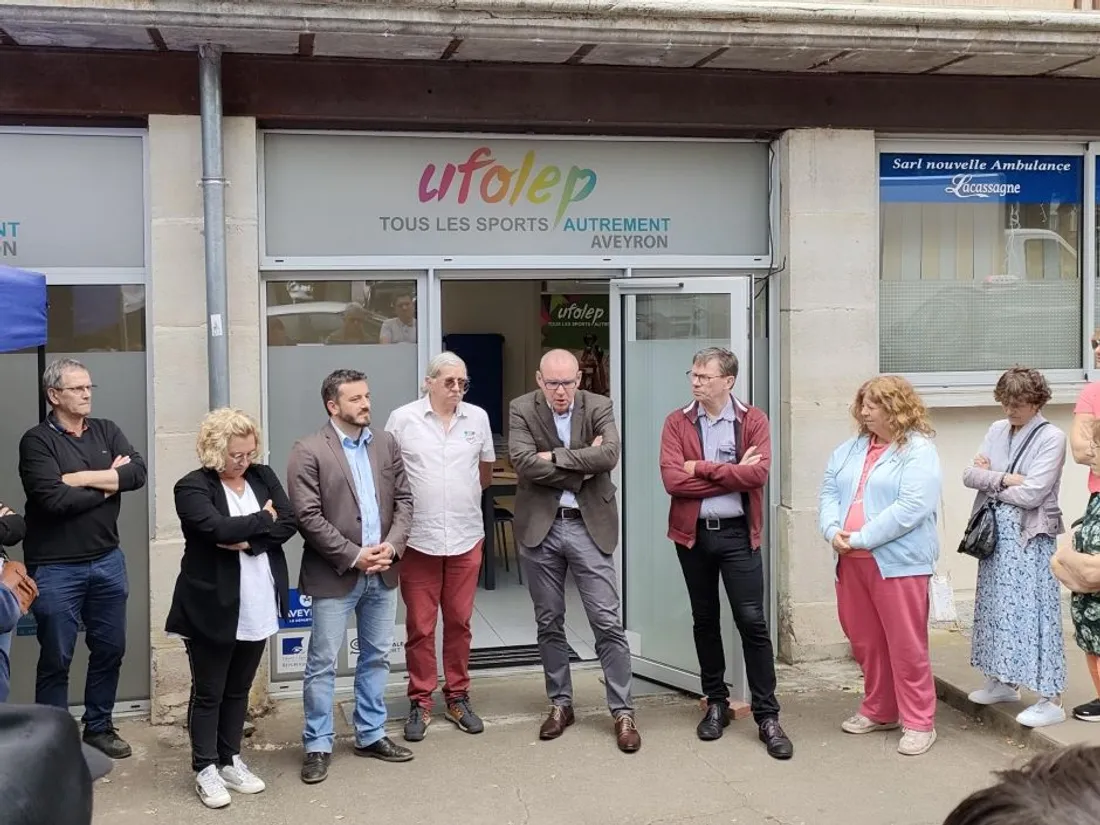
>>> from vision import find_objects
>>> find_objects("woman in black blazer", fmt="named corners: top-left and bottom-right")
top-left (166, 408), bottom-right (297, 810)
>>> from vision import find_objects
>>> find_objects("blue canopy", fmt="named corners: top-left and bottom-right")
top-left (0, 266), bottom-right (47, 353)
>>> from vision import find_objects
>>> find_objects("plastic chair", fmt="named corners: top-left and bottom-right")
top-left (492, 501), bottom-right (520, 584)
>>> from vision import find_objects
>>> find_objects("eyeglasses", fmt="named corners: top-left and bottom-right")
top-left (1092, 339), bottom-right (1100, 350)
top-left (228, 451), bottom-right (257, 463)
top-left (440, 377), bottom-right (471, 391)
top-left (686, 371), bottom-right (726, 384)
top-left (59, 384), bottom-right (97, 394)
top-left (542, 379), bottom-right (578, 391)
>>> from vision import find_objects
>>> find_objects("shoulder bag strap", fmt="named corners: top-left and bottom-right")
top-left (1006, 421), bottom-right (1049, 475)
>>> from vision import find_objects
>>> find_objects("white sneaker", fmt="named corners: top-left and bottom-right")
top-left (219, 755), bottom-right (266, 794)
top-left (195, 765), bottom-right (231, 809)
top-left (897, 728), bottom-right (937, 756)
top-left (968, 678), bottom-right (1021, 705)
top-left (840, 714), bottom-right (901, 734)
top-left (1016, 699), bottom-right (1066, 729)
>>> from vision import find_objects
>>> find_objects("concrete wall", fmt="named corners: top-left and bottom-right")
top-left (148, 114), bottom-right (261, 723)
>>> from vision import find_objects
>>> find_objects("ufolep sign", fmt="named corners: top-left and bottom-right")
top-left (880, 153), bottom-right (1082, 204)
top-left (262, 134), bottom-right (769, 257)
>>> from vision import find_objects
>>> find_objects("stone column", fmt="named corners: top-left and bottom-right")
top-left (775, 129), bottom-right (879, 663)
top-left (147, 115), bottom-right (262, 723)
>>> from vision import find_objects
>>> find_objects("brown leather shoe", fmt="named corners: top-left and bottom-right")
top-left (615, 713), bottom-right (642, 753)
top-left (539, 705), bottom-right (575, 740)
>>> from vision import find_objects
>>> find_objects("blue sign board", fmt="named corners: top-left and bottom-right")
top-left (880, 154), bottom-right (1082, 205)
top-left (279, 588), bottom-right (313, 629)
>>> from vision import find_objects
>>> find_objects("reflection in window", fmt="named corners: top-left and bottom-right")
top-left (879, 152), bottom-right (1082, 373)
top-left (265, 279), bottom-right (417, 346)
top-left (635, 295), bottom-right (730, 341)
top-left (46, 285), bottom-right (146, 353)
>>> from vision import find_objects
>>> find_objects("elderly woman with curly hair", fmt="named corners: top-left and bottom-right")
top-left (962, 367), bottom-right (1067, 728)
top-left (819, 375), bottom-right (942, 756)
top-left (165, 408), bottom-right (297, 809)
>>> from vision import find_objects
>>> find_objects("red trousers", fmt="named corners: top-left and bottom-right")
top-left (836, 555), bottom-right (936, 732)
top-left (400, 542), bottom-right (483, 708)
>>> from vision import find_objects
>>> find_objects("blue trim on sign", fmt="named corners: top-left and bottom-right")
top-left (880, 154), bottom-right (1082, 205)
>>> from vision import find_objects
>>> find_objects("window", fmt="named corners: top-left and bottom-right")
top-left (265, 279), bottom-right (417, 347)
top-left (879, 150), bottom-right (1083, 375)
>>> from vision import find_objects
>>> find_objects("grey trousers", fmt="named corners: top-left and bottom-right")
top-left (519, 515), bottom-right (634, 716)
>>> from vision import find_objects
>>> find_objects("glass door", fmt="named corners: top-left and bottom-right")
top-left (612, 276), bottom-right (753, 696)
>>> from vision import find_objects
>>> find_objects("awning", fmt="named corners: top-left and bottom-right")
top-left (3, 0), bottom-right (1100, 78)
top-left (0, 266), bottom-right (47, 354)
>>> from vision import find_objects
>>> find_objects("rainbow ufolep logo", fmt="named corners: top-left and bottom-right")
top-left (417, 146), bottom-right (597, 227)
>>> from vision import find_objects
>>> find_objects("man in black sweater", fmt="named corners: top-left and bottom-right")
top-left (18, 358), bottom-right (147, 759)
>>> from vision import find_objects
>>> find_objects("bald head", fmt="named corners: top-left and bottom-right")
top-left (540, 348), bottom-right (579, 374)
top-left (537, 348), bottom-right (582, 413)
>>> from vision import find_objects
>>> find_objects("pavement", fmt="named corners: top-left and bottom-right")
top-left (91, 660), bottom-right (1040, 825)
top-left (931, 614), bottom-right (1100, 752)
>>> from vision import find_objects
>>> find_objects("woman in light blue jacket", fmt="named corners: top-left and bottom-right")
top-left (819, 375), bottom-right (942, 756)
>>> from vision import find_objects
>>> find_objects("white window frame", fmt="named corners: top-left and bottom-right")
top-left (878, 137), bottom-right (1092, 407)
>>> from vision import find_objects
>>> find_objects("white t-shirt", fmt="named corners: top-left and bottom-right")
top-left (222, 481), bottom-right (280, 642)
top-left (380, 317), bottom-right (417, 344)
top-left (385, 398), bottom-right (495, 556)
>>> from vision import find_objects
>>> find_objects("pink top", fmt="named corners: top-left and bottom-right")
top-left (1075, 383), bottom-right (1100, 494)
top-left (842, 439), bottom-right (890, 559)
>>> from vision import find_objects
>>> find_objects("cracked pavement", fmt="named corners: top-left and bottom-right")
top-left (92, 665), bottom-right (1034, 825)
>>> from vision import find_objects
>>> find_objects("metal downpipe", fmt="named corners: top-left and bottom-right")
top-left (199, 43), bottom-right (230, 410)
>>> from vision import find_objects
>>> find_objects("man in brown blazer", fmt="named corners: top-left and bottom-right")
top-left (508, 349), bottom-right (640, 753)
top-left (287, 369), bottom-right (414, 785)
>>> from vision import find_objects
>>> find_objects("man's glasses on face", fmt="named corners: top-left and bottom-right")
top-left (686, 371), bottom-right (723, 385)
top-left (1091, 339), bottom-right (1100, 350)
top-left (441, 377), bottom-right (471, 391)
top-left (543, 379), bottom-right (578, 392)
top-left (60, 384), bottom-right (97, 395)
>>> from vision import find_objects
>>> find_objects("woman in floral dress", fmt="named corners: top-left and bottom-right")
top-left (962, 367), bottom-right (1067, 728)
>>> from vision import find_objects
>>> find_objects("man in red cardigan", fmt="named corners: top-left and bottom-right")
top-left (658, 347), bottom-right (792, 760)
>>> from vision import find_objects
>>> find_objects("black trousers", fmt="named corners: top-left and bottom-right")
top-left (184, 637), bottom-right (266, 772)
top-left (676, 516), bottom-right (780, 724)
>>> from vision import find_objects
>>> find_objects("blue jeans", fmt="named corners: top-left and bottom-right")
top-left (302, 573), bottom-right (396, 753)
top-left (28, 548), bottom-right (128, 732)
top-left (0, 580), bottom-right (19, 703)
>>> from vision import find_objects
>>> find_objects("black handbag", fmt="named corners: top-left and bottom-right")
top-left (957, 422), bottom-right (1048, 560)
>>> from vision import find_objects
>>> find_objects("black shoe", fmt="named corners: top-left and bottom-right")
top-left (697, 702), bottom-right (731, 741)
top-left (354, 736), bottom-right (414, 763)
top-left (446, 696), bottom-right (485, 734)
top-left (82, 726), bottom-right (132, 760)
top-left (758, 717), bottom-right (793, 760)
top-left (1073, 698), bottom-right (1100, 722)
top-left (300, 751), bottom-right (331, 784)
top-left (404, 703), bottom-right (431, 742)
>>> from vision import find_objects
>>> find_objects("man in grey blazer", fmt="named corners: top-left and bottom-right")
top-left (508, 349), bottom-right (640, 753)
top-left (287, 369), bottom-right (414, 785)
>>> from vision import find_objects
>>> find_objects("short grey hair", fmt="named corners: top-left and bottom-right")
top-left (693, 347), bottom-right (739, 378)
top-left (42, 358), bottom-right (88, 394)
top-left (423, 351), bottom-right (466, 394)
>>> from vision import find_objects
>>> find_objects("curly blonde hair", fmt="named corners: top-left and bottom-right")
top-left (196, 408), bottom-right (262, 472)
top-left (851, 375), bottom-right (935, 445)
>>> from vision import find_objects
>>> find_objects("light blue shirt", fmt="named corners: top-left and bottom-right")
top-left (553, 406), bottom-right (578, 508)
top-left (332, 421), bottom-right (382, 547)
top-left (698, 399), bottom-right (744, 520)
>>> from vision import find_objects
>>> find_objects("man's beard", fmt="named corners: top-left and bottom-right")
top-left (339, 410), bottom-right (370, 428)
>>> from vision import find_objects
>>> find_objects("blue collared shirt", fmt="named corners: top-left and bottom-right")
top-left (552, 405), bottom-right (579, 508)
top-left (698, 399), bottom-right (744, 520)
top-left (331, 421), bottom-right (382, 547)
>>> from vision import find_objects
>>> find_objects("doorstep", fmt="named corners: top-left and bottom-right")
top-left (931, 627), bottom-right (1100, 751)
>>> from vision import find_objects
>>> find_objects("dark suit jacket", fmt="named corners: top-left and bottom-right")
top-left (2, 704), bottom-right (94, 825)
top-left (508, 389), bottom-right (620, 554)
top-left (165, 464), bottom-right (297, 645)
top-left (287, 423), bottom-right (412, 597)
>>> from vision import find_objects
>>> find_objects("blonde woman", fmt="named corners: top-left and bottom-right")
top-left (963, 368), bottom-right (1066, 728)
top-left (165, 409), bottom-right (297, 809)
top-left (819, 376), bottom-right (942, 756)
